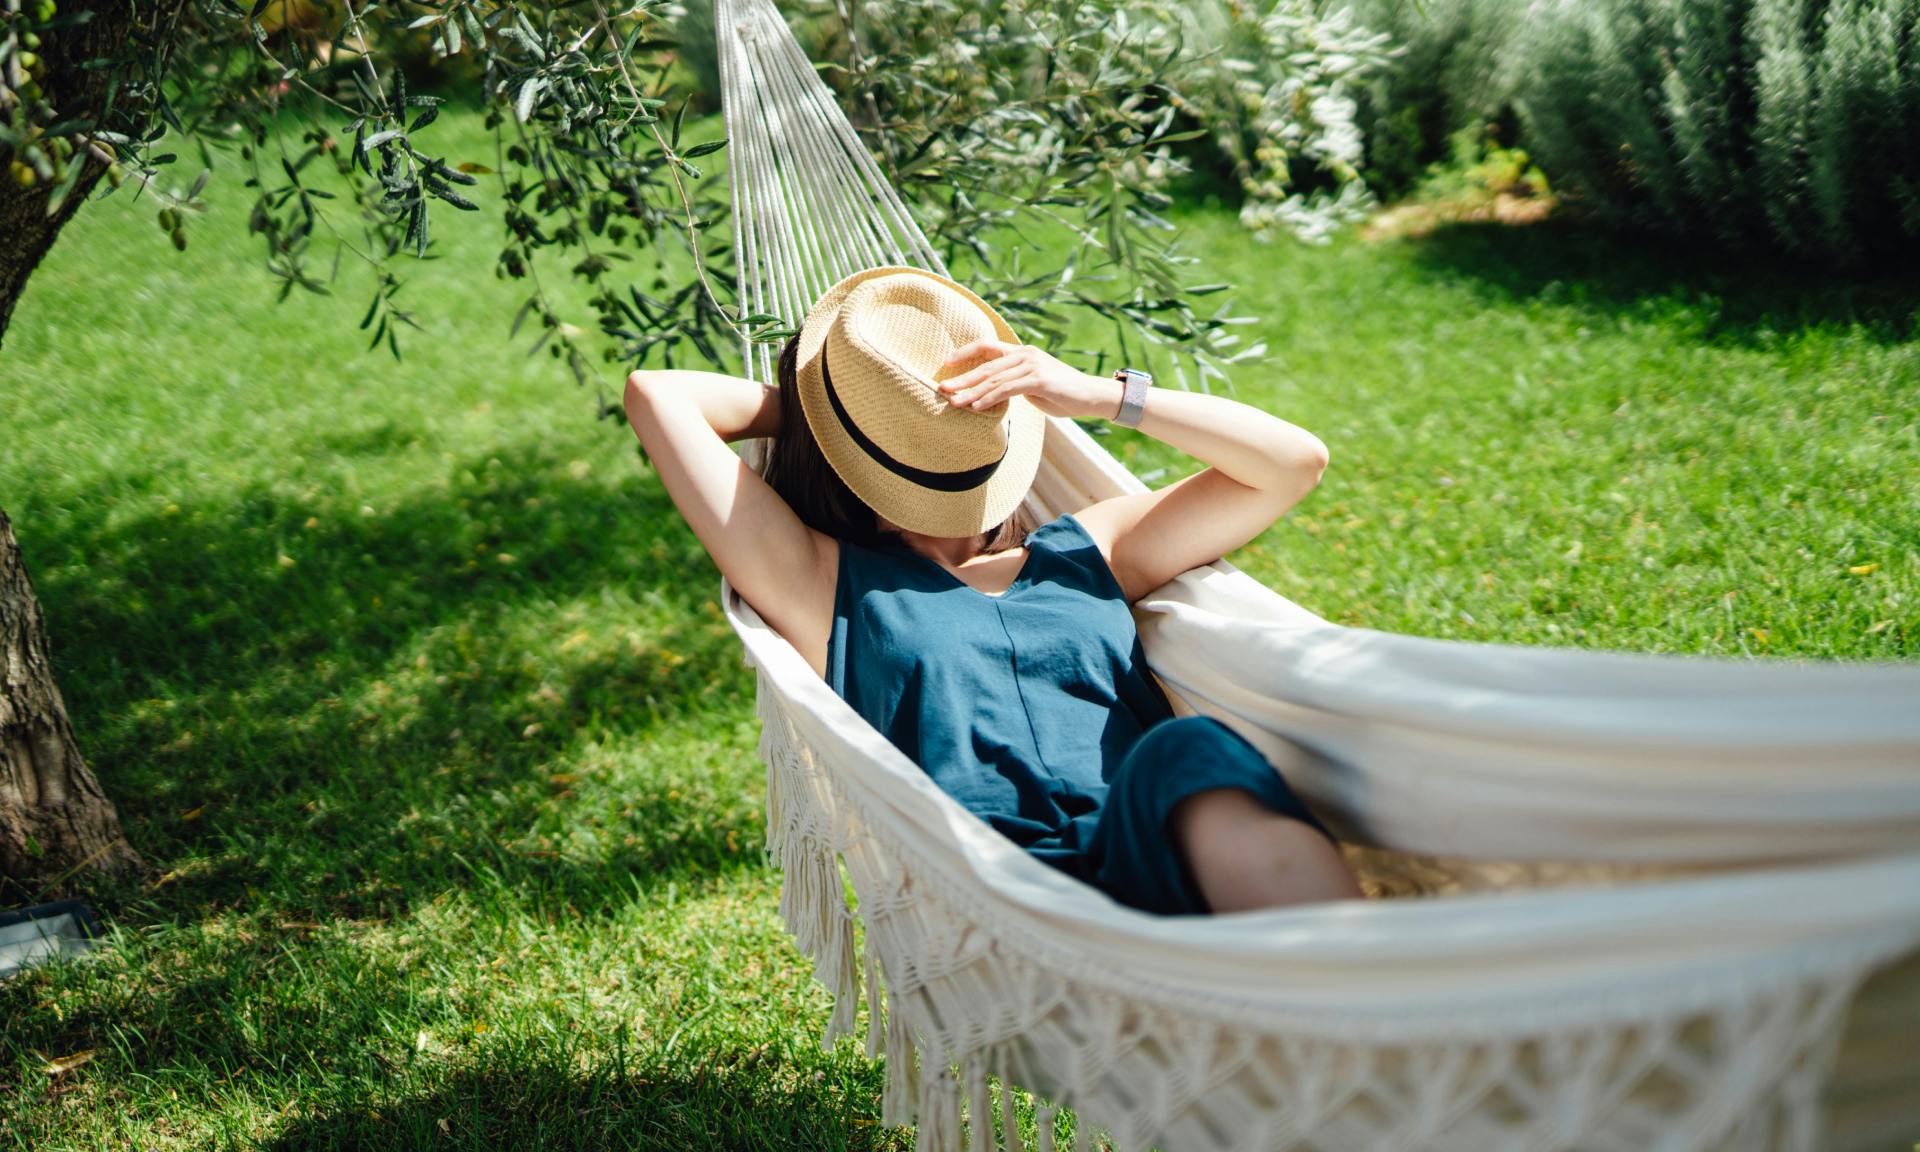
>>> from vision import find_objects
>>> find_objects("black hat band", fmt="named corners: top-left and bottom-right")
top-left (820, 333), bottom-right (1008, 494)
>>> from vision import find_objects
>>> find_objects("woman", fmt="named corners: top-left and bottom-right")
top-left (624, 266), bottom-right (1360, 915)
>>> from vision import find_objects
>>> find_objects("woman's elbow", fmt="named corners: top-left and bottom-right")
top-left (623, 374), bottom-right (675, 451)
top-left (1300, 436), bottom-right (1330, 486)
top-left (623, 370), bottom-right (669, 429)
top-left (624, 369), bottom-right (661, 410)
top-left (1274, 432), bottom-right (1328, 493)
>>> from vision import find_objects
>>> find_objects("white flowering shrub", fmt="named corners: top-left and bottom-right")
top-left (1178, 0), bottom-right (1395, 241)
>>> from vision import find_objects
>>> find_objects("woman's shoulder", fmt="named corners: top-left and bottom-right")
top-left (1024, 511), bottom-right (1096, 550)
top-left (1023, 512), bottom-right (1125, 598)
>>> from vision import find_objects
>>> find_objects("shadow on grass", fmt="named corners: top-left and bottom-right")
top-left (1407, 219), bottom-right (1920, 347)
top-left (24, 439), bottom-right (766, 922)
top-left (260, 1059), bottom-right (909, 1152)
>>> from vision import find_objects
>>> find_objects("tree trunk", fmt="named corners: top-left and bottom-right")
top-left (0, 0), bottom-right (141, 348)
top-left (0, 508), bottom-right (139, 901)
top-left (0, 163), bottom-right (103, 345)
top-left (2, 2), bottom-right (152, 898)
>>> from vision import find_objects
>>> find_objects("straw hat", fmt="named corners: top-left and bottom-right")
top-left (793, 266), bottom-right (1045, 538)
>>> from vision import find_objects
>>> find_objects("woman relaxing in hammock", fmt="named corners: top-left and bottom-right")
top-left (624, 266), bottom-right (1361, 915)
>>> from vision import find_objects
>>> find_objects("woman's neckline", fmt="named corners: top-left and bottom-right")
top-left (905, 541), bottom-right (1035, 598)
top-left (882, 515), bottom-right (1068, 598)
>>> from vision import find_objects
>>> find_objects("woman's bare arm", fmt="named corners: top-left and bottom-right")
top-left (938, 342), bottom-right (1327, 601)
top-left (622, 370), bottom-right (836, 675)
top-left (1070, 385), bottom-right (1328, 600)
top-left (631, 368), bottom-right (784, 440)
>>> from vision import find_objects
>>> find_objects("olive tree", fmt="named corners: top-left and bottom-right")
top-left (0, 0), bottom-right (1382, 894)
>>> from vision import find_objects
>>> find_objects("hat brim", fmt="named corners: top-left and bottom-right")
top-left (793, 266), bottom-right (1045, 539)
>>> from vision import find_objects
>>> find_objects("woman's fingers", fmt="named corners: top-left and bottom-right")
top-left (938, 360), bottom-right (1011, 395)
top-left (949, 366), bottom-right (1036, 409)
top-left (940, 343), bottom-right (1080, 411)
top-left (946, 367), bottom-right (1019, 408)
top-left (938, 343), bottom-right (1029, 393)
top-left (942, 339), bottom-right (1018, 374)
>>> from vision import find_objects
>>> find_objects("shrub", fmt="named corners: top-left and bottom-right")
top-left (1514, 0), bottom-right (1920, 261)
top-left (1417, 125), bottom-right (1551, 204)
top-left (1341, 0), bottom-right (1527, 198)
top-left (1178, 0), bottom-right (1396, 241)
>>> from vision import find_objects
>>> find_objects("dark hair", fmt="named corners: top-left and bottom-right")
top-left (763, 333), bottom-right (1026, 553)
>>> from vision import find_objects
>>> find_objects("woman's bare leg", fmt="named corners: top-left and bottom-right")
top-left (1171, 788), bottom-right (1362, 912)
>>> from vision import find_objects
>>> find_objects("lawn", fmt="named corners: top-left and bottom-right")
top-left (1, 107), bottom-right (1915, 1150)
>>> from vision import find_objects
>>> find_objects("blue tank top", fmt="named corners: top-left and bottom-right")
top-left (826, 513), bottom-right (1176, 860)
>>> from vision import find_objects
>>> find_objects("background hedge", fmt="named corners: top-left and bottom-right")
top-left (1346, 0), bottom-right (1920, 263)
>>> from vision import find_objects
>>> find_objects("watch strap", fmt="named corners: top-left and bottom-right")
top-left (1112, 368), bottom-right (1151, 427)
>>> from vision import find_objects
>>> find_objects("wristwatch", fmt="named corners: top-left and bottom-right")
top-left (1112, 367), bottom-right (1151, 427)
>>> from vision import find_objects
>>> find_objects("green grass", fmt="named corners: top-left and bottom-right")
top-left (1129, 203), bottom-right (1920, 658)
top-left (2, 108), bottom-right (1916, 1149)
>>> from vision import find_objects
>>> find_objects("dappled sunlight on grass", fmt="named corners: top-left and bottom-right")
top-left (12, 876), bottom-right (903, 1149)
top-left (0, 110), bottom-right (856, 1148)
top-left (25, 435), bottom-right (762, 920)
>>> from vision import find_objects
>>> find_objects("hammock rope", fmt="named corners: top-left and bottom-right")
top-left (712, 1), bottom-right (1920, 1148)
top-left (717, 0), bottom-right (942, 380)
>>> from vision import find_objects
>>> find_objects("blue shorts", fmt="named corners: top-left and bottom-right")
top-left (1036, 715), bottom-right (1335, 917)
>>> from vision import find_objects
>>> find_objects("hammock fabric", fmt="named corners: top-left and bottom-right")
top-left (712, 1), bottom-right (1920, 1148)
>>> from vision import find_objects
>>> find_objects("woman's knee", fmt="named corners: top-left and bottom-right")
top-left (1169, 786), bottom-right (1270, 845)
top-left (1128, 715), bottom-right (1249, 768)
top-left (1173, 789), bottom-right (1360, 911)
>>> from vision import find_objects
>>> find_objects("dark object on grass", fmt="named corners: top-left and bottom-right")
top-left (0, 898), bottom-right (102, 980)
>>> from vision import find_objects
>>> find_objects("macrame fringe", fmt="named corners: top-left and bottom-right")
top-left (758, 686), bottom-right (860, 1046)
top-left (1000, 1081), bottom-right (1026, 1152)
top-left (756, 683), bottom-right (801, 857)
top-left (902, 1052), bottom-right (1073, 1152)
top-left (865, 933), bottom-right (886, 1058)
top-left (966, 1060), bottom-right (992, 1152)
top-left (883, 991), bottom-right (922, 1126)
top-left (917, 1067), bottom-right (965, 1152)
top-left (774, 832), bottom-right (857, 1046)
top-left (1037, 1105), bottom-right (1059, 1152)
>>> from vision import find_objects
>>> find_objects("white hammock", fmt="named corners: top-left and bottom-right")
top-left (711, 2), bottom-right (1920, 1148)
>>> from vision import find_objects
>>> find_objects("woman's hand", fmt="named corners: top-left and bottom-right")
top-left (937, 340), bottom-right (1119, 420)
